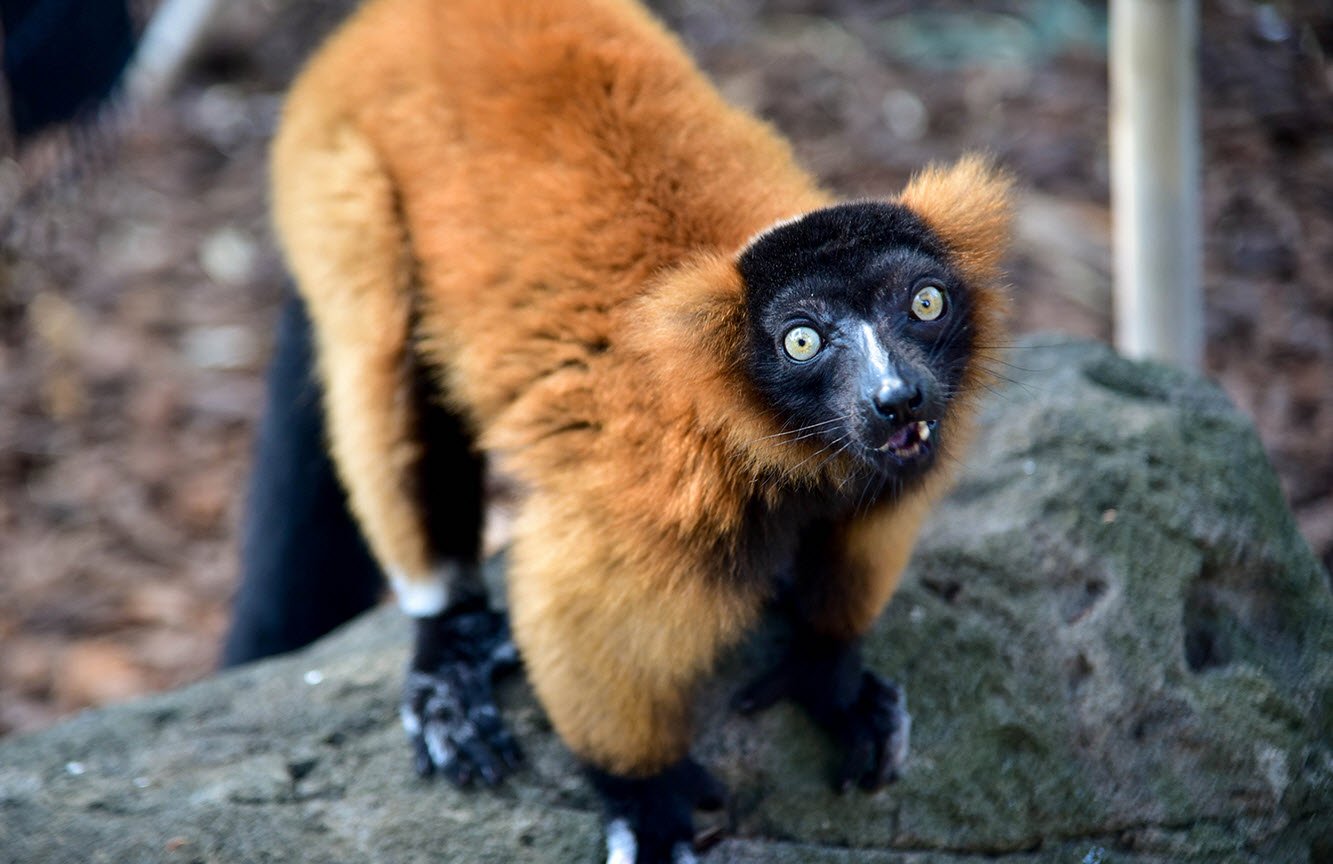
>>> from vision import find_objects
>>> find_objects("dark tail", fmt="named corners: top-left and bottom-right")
top-left (1, 0), bottom-right (136, 140)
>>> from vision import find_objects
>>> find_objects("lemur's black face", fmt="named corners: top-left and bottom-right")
top-left (739, 202), bottom-right (976, 482)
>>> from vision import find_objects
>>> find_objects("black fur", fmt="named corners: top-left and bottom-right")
top-left (734, 626), bottom-right (911, 791)
top-left (411, 329), bottom-right (487, 568)
top-left (404, 598), bottom-right (522, 786)
top-left (739, 202), bottom-right (977, 491)
top-left (736, 520), bottom-right (913, 792)
top-left (738, 202), bottom-right (949, 303)
top-left (2, 0), bottom-right (136, 138)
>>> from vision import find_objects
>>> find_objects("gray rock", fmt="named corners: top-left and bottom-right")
top-left (2, 336), bottom-right (1329, 863)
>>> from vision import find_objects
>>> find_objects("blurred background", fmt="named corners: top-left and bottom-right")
top-left (0, 0), bottom-right (1328, 737)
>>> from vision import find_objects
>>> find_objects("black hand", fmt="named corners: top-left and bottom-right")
top-left (830, 671), bottom-right (910, 791)
top-left (402, 601), bottom-right (523, 786)
top-left (734, 632), bottom-right (910, 791)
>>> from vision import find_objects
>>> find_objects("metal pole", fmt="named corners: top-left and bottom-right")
top-left (1110, 0), bottom-right (1202, 371)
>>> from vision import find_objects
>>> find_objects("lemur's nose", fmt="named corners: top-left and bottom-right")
top-left (871, 382), bottom-right (924, 424)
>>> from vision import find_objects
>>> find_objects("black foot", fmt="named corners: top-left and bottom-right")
top-left (587, 758), bottom-right (726, 864)
top-left (402, 600), bottom-right (523, 786)
top-left (829, 671), bottom-right (910, 791)
top-left (734, 635), bottom-right (910, 792)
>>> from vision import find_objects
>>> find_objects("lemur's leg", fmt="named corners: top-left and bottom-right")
top-left (735, 499), bottom-right (930, 791)
top-left (507, 501), bottom-right (760, 864)
top-left (402, 387), bottom-right (523, 786)
top-left (271, 119), bottom-right (518, 785)
top-left (222, 292), bottom-right (382, 667)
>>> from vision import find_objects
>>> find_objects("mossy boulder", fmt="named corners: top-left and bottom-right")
top-left (2, 336), bottom-right (1329, 863)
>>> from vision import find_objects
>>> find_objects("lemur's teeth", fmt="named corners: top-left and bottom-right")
top-left (917, 421), bottom-right (931, 441)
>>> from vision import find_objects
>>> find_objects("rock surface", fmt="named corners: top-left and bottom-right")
top-left (2, 337), bottom-right (1329, 863)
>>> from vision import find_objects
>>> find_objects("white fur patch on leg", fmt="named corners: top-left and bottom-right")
top-left (389, 566), bottom-right (448, 617)
top-left (605, 818), bottom-right (637, 864)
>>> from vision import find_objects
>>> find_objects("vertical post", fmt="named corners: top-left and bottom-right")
top-left (123, 0), bottom-right (220, 104)
top-left (1110, 0), bottom-right (1202, 371)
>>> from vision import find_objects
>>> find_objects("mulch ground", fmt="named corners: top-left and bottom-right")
top-left (2, 0), bottom-right (1329, 736)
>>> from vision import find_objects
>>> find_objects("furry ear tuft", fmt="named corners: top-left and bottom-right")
top-left (897, 154), bottom-right (1013, 285)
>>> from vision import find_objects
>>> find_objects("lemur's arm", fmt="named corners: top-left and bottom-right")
top-left (736, 497), bottom-right (932, 791)
top-left (507, 498), bottom-right (763, 862)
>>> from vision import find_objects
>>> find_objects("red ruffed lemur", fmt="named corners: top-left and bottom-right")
top-left (223, 0), bottom-right (1012, 861)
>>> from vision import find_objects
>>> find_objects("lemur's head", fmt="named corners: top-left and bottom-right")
top-left (737, 157), bottom-right (1011, 482)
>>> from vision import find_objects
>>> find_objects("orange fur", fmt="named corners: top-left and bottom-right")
top-left (271, 0), bottom-right (1010, 775)
top-left (271, 117), bottom-right (432, 580)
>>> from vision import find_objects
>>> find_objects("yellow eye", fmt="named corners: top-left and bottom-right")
top-left (783, 326), bottom-right (822, 361)
top-left (911, 285), bottom-right (946, 321)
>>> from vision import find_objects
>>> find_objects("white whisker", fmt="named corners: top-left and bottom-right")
top-left (749, 413), bottom-right (849, 444)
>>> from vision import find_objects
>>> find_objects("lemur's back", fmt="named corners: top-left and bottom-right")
top-left (273, 0), bottom-right (826, 433)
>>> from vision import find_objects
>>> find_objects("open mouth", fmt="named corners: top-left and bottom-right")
top-left (876, 420), bottom-right (935, 461)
